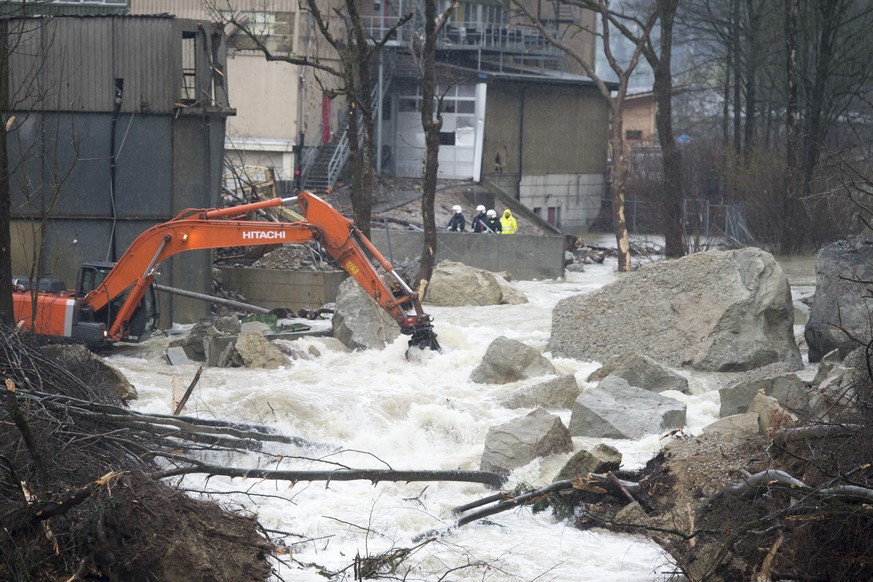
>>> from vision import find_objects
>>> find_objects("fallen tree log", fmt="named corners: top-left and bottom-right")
top-left (773, 423), bottom-right (861, 446)
top-left (703, 469), bottom-right (873, 506)
top-left (153, 461), bottom-right (504, 488)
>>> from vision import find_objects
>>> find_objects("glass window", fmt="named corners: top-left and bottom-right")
top-left (457, 100), bottom-right (475, 114)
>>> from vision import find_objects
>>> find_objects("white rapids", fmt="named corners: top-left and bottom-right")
top-left (107, 255), bottom-right (787, 581)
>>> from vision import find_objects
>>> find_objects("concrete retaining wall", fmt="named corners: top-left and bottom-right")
top-left (369, 231), bottom-right (566, 281)
top-left (219, 268), bottom-right (347, 311)
top-left (218, 232), bottom-right (565, 312)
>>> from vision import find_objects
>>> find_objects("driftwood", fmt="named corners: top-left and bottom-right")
top-left (451, 473), bottom-right (641, 527)
top-left (173, 365), bottom-right (204, 415)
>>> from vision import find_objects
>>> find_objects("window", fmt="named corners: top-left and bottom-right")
top-left (625, 129), bottom-right (643, 141)
top-left (222, 11), bottom-right (294, 53)
top-left (439, 132), bottom-right (456, 145)
top-left (180, 32), bottom-right (196, 105)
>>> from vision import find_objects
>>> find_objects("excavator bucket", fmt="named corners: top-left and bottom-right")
top-left (406, 322), bottom-right (441, 353)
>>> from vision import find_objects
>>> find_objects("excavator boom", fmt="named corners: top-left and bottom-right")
top-left (14, 192), bottom-right (440, 352)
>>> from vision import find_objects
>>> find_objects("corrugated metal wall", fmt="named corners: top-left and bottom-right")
top-left (7, 16), bottom-right (184, 114)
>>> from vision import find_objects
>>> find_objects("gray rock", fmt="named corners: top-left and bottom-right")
top-left (332, 278), bottom-right (401, 350)
top-left (553, 443), bottom-right (622, 482)
top-left (502, 375), bottom-right (580, 409)
top-left (169, 316), bottom-right (241, 362)
top-left (812, 348), bottom-right (847, 385)
top-left (165, 346), bottom-right (195, 366)
top-left (718, 365), bottom-right (808, 417)
top-left (587, 353), bottom-right (689, 394)
top-left (548, 248), bottom-right (802, 372)
top-left (426, 260), bottom-right (517, 306)
top-left (234, 332), bottom-right (292, 369)
top-left (471, 336), bottom-right (557, 384)
top-left (805, 239), bottom-right (873, 362)
top-left (568, 376), bottom-right (687, 439)
top-left (479, 408), bottom-right (573, 474)
top-left (701, 412), bottom-right (760, 442)
top-left (748, 392), bottom-right (798, 434)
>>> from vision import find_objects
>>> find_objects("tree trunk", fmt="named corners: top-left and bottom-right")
top-left (0, 20), bottom-right (12, 326)
top-left (610, 113), bottom-right (631, 272)
top-left (783, 0), bottom-right (799, 254)
top-left (732, 0), bottom-right (742, 158)
top-left (417, 0), bottom-right (441, 297)
top-left (651, 0), bottom-right (684, 258)
top-left (345, 0), bottom-right (377, 239)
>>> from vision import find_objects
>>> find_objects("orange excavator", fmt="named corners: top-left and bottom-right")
top-left (12, 191), bottom-right (440, 352)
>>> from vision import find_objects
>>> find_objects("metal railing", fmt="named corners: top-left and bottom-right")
top-left (360, 15), bottom-right (563, 58)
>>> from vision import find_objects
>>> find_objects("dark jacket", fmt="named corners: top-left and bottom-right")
top-left (485, 216), bottom-right (501, 233)
top-left (471, 212), bottom-right (488, 233)
top-left (448, 213), bottom-right (466, 232)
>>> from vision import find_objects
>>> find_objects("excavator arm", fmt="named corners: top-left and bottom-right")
top-left (82, 191), bottom-right (440, 351)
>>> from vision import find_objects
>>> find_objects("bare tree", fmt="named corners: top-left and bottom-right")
top-left (0, 20), bottom-right (11, 325)
top-left (514, 0), bottom-right (656, 272)
top-left (601, 0), bottom-right (685, 257)
top-left (206, 1), bottom-right (411, 238)
top-left (412, 1), bottom-right (457, 297)
top-left (0, 13), bottom-right (61, 325)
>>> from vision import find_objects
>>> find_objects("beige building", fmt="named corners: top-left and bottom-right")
top-left (130, 0), bottom-right (328, 190)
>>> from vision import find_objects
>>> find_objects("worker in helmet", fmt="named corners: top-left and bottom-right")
top-left (500, 209), bottom-right (518, 234)
top-left (471, 204), bottom-right (488, 233)
top-left (447, 205), bottom-right (466, 232)
top-left (485, 209), bottom-right (501, 233)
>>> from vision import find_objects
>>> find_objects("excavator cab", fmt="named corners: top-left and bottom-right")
top-left (77, 261), bottom-right (159, 342)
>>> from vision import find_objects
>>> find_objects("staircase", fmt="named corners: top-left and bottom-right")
top-left (300, 72), bottom-right (392, 193)
top-left (301, 140), bottom-right (341, 193)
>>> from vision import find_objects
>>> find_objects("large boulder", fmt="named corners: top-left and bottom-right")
top-left (587, 353), bottom-right (689, 394)
top-left (568, 376), bottom-right (687, 439)
top-left (700, 412), bottom-right (760, 443)
top-left (426, 260), bottom-right (527, 306)
top-left (553, 443), bottom-right (622, 482)
top-left (805, 239), bottom-right (873, 362)
top-left (479, 408), bottom-right (573, 474)
top-left (548, 248), bottom-right (802, 372)
top-left (234, 332), bottom-right (292, 369)
top-left (470, 336), bottom-right (556, 384)
top-left (332, 278), bottom-right (401, 350)
top-left (501, 375), bottom-right (580, 409)
top-left (718, 362), bottom-right (808, 417)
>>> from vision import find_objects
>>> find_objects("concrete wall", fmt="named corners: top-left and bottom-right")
top-left (215, 232), bottom-right (565, 314)
top-left (368, 231), bottom-right (566, 281)
top-left (219, 268), bottom-right (348, 311)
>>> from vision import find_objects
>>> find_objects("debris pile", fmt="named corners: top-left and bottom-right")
top-left (0, 327), bottom-right (273, 581)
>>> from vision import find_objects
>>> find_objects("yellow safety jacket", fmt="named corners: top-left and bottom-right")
top-left (500, 211), bottom-right (517, 234)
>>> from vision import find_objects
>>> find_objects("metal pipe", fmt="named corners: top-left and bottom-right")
top-left (153, 283), bottom-right (271, 315)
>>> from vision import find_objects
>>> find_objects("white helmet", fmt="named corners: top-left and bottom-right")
top-left (486, 209), bottom-right (497, 218)
top-left (452, 205), bottom-right (462, 213)
top-left (476, 204), bottom-right (486, 213)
